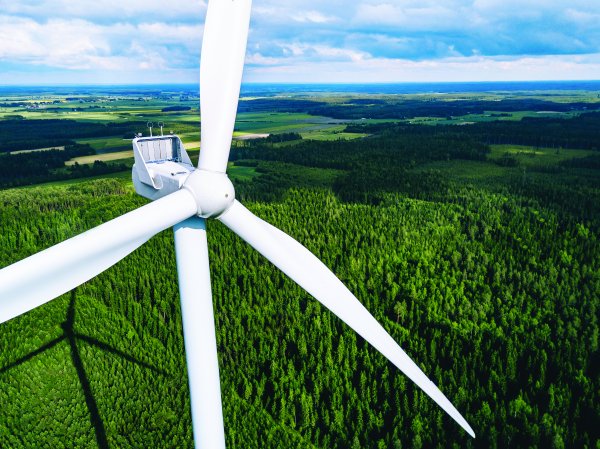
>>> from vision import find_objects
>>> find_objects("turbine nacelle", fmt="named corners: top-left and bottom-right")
top-left (132, 134), bottom-right (235, 218)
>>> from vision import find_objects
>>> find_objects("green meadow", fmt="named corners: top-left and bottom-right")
top-left (489, 144), bottom-right (597, 166)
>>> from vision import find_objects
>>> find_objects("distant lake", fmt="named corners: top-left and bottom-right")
top-left (241, 81), bottom-right (600, 96)
top-left (1, 80), bottom-right (599, 97)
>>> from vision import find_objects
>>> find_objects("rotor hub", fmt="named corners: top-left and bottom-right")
top-left (183, 169), bottom-right (235, 218)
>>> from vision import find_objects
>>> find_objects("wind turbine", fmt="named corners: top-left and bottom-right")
top-left (0, 0), bottom-right (475, 446)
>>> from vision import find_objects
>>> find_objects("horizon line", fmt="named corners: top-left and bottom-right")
top-left (1, 79), bottom-right (600, 88)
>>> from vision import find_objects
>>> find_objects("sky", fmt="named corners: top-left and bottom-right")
top-left (0, 0), bottom-right (599, 85)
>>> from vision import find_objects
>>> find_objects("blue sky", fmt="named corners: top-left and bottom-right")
top-left (0, 0), bottom-right (598, 85)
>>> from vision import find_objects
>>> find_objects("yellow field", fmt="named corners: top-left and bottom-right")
top-left (65, 150), bottom-right (134, 166)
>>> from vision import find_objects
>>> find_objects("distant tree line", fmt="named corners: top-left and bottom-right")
top-left (0, 118), bottom-right (147, 153)
top-left (0, 144), bottom-right (126, 188)
top-left (461, 112), bottom-right (600, 150)
top-left (265, 132), bottom-right (303, 143)
top-left (236, 97), bottom-right (600, 120)
top-left (236, 98), bottom-right (327, 113)
top-left (345, 112), bottom-right (600, 151)
top-left (161, 106), bottom-right (191, 112)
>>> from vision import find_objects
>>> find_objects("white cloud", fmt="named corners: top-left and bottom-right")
top-left (245, 43), bottom-right (369, 67)
top-left (245, 53), bottom-right (282, 66)
top-left (254, 5), bottom-right (339, 25)
top-left (311, 45), bottom-right (368, 62)
top-left (2, 0), bottom-right (206, 21)
top-left (0, 17), bottom-right (113, 69)
top-left (356, 3), bottom-right (453, 26)
top-left (292, 11), bottom-right (336, 23)
top-left (243, 53), bottom-right (600, 83)
top-left (0, 15), bottom-right (201, 71)
top-left (0, 0), bottom-right (599, 83)
top-left (564, 8), bottom-right (600, 26)
top-left (354, 1), bottom-right (479, 30)
top-left (136, 22), bottom-right (203, 49)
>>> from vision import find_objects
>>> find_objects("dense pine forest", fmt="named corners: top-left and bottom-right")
top-left (0, 90), bottom-right (599, 448)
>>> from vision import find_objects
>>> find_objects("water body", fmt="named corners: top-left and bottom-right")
top-left (1, 80), bottom-right (599, 97)
top-left (240, 80), bottom-right (600, 96)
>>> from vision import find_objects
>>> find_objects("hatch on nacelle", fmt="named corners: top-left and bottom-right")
top-left (134, 131), bottom-right (192, 165)
top-left (136, 133), bottom-right (193, 164)
top-left (132, 124), bottom-right (195, 201)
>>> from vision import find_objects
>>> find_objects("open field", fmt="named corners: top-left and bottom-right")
top-left (183, 141), bottom-right (201, 151)
top-left (227, 163), bottom-right (258, 181)
top-left (0, 92), bottom-right (199, 123)
top-left (57, 112), bottom-right (368, 160)
top-left (65, 150), bottom-right (134, 166)
top-left (415, 145), bottom-right (599, 184)
top-left (3, 86), bottom-right (597, 156)
top-left (407, 109), bottom-right (581, 126)
top-left (233, 133), bottom-right (270, 140)
top-left (299, 126), bottom-right (369, 140)
top-left (75, 136), bottom-right (131, 153)
top-left (233, 112), bottom-right (356, 139)
top-left (14, 169), bottom-right (135, 189)
top-left (489, 144), bottom-right (597, 166)
top-left (11, 145), bottom-right (65, 154)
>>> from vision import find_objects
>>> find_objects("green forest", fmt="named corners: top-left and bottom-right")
top-left (0, 89), bottom-right (599, 448)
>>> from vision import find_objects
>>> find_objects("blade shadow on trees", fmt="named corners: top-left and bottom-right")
top-left (0, 290), bottom-right (168, 449)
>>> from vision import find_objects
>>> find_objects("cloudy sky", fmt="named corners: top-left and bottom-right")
top-left (0, 0), bottom-right (598, 84)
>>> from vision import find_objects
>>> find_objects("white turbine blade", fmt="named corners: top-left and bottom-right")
top-left (219, 200), bottom-right (475, 438)
top-left (0, 189), bottom-right (197, 324)
top-left (198, 0), bottom-right (252, 173)
top-left (174, 217), bottom-right (225, 449)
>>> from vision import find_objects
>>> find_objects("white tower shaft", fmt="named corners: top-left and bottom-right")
top-left (174, 217), bottom-right (226, 449)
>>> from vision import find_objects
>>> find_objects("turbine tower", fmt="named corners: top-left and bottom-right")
top-left (0, 0), bottom-right (475, 446)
